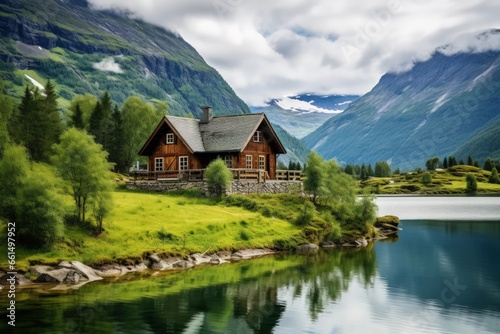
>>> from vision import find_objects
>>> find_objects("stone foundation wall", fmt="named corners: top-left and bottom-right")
top-left (126, 180), bottom-right (303, 195)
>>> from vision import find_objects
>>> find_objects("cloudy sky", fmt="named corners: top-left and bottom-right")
top-left (89, 0), bottom-right (500, 105)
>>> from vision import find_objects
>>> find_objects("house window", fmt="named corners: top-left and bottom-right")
top-left (253, 131), bottom-right (262, 142)
top-left (166, 133), bottom-right (175, 144)
top-left (155, 157), bottom-right (164, 171)
top-left (259, 155), bottom-right (265, 170)
top-left (224, 155), bottom-right (232, 168)
top-left (246, 155), bottom-right (252, 169)
top-left (179, 156), bottom-right (188, 170)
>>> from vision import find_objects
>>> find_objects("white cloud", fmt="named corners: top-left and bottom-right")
top-left (93, 56), bottom-right (124, 74)
top-left (88, 0), bottom-right (500, 105)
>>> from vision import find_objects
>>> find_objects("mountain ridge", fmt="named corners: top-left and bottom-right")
top-left (251, 94), bottom-right (359, 138)
top-left (0, 0), bottom-right (249, 117)
top-left (303, 44), bottom-right (500, 170)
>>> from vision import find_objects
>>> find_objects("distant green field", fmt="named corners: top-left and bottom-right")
top-left (361, 165), bottom-right (500, 194)
top-left (6, 190), bottom-right (302, 271)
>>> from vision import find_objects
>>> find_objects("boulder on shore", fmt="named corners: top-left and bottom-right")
top-left (296, 243), bottom-right (319, 253)
top-left (375, 215), bottom-right (400, 232)
top-left (70, 261), bottom-right (103, 282)
top-left (31, 266), bottom-right (82, 283)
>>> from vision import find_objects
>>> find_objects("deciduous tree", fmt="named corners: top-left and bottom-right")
top-left (52, 128), bottom-right (114, 224)
top-left (304, 152), bottom-right (325, 203)
top-left (121, 96), bottom-right (158, 169)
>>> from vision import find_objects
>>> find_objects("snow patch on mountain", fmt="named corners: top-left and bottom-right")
top-left (430, 92), bottom-right (449, 113)
top-left (24, 74), bottom-right (45, 90)
top-left (275, 96), bottom-right (343, 114)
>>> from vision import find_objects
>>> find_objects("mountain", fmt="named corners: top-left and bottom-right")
top-left (251, 94), bottom-right (359, 138)
top-left (303, 38), bottom-right (500, 170)
top-left (0, 0), bottom-right (311, 166)
top-left (272, 123), bottom-right (311, 166)
top-left (0, 0), bottom-right (249, 117)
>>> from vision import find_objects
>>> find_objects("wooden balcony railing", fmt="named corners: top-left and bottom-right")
top-left (130, 169), bottom-right (303, 182)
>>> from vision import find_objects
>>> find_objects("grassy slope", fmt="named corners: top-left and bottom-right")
top-left (4, 191), bottom-right (302, 271)
top-left (361, 165), bottom-right (500, 194)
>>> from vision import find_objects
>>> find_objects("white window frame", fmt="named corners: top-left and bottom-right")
top-left (179, 156), bottom-right (188, 171)
top-left (155, 157), bottom-right (164, 171)
top-left (246, 155), bottom-right (252, 169)
top-left (253, 131), bottom-right (262, 142)
top-left (224, 155), bottom-right (232, 168)
top-left (259, 155), bottom-right (265, 170)
top-left (166, 133), bottom-right (175, 144)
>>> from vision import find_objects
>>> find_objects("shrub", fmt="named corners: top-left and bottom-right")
top-left (465, 173), bottom-right (478, 193)
top-left (205, 158), bottom-right (233, 198)
top-left (421, 172), bottom-right (432, 185)
top-left (157, 228), bottom-right (179, 242)
top-left (222, 195), bottom-right (258, 211)
top-left (239, 230), bottom-right (251, 241)
top-left (489, 168), bottom-right (500, 184)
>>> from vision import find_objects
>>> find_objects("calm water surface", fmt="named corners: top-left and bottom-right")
top-left (1, 196), bottom-right (499, 333)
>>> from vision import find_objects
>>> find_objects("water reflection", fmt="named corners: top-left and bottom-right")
top-left (2, 220), bottom-right (500, 333)
top-left (1, 246), bottom-right (376, 334)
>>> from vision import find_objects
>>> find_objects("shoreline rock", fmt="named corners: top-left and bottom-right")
top-left (9, 219), bottom-right (400, 289)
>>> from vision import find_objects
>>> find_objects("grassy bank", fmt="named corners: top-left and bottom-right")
top-left (3, 190), bottom-right (307, 271)
top-left (361, 165), bottom-right (500, 194)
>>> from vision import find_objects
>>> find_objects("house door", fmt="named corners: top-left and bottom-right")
top-left (165, 156), bottom-right (177, 171)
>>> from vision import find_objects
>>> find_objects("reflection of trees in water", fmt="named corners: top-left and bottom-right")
top-left (7, 246), bottom-right (376, 334)
top-left (286, 245), bottom-right (377, 320)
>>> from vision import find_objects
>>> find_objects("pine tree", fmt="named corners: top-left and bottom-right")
top-left (0, 80), bottom-right (14, 155)
top-left (443, 157), bottom-right (448, 169)
top-left (89, 101), bottom-right (103, 140)
top-left (484, 158), bottom-right (493, 171)
top-left (344, 164), bottom-right (354, 175)
top-left (467, 155), bottom-right (473, 166)
top-left (89, 92), bottom-right (114, 151)
top-left (14, 86), bottom-right (37, 152)
top-left (449, 156), bottom-right (457, 167)
top-left (360, 164), bottom-right (367, 179)
top-left (367, 164), bottom-right (374, 177)
top-left (109, 105), bottom-right (126, 172)
top-left (72, 103), bottom-right (85, 129)
top-left (37, 80), bottom-right (62, 161)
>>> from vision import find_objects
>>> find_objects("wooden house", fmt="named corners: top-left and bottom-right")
top-left (138, 107), bottom-right (287, 180)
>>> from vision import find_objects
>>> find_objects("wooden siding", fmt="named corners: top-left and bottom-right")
top-left (143, 119), bottom-right (281, 179)
top-left (148, 123), bottom-right (201, 171)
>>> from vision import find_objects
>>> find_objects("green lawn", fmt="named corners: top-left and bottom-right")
top-left (6, 190), bottom-right (301, 270)
top-left (361, 165), bottom-right (500, 194)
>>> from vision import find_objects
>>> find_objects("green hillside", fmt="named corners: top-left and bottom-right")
top-left (0, 0), bottom-right (249, 116)
top-left (303, 46), bottom-right (500, 170)
top-left (454, 117), bottom-right (500, 162)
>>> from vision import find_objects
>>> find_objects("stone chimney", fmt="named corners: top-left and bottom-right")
top-left (200, 106), bottom-right (213, 123)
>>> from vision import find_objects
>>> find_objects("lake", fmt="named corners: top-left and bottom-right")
top-left (1, 196), bottom-right (500, 333)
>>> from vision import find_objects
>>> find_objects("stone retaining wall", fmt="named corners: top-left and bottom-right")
top-left (126, 180), bottom-right (303, 195)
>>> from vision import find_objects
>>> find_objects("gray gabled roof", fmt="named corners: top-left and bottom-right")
top-left (199, 114), bottom-right (264, 152)
top-left (166, 116), bottom-right (204, 152)
top-left (139, 113), bottom-right (286, 155)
